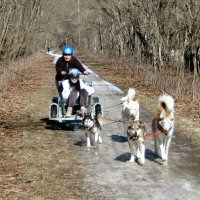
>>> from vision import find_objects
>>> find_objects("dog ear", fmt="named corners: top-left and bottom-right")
top-left (168, 112), bottom-right (174, 120)
top-left (85, 113), bottom-right (91, 118)
top-left (83, 113), bottom-right (89, 121)
top-left (160, 109), bottom-right (166, 119)
top-left (120, 96), bottom-right (127, 102)
top-left (139, 121), bottom-right (146, 128)
top-left (127, 96), bottom-right (132, 103)
top-left (129, 118), bottom-right (135, 124)
top-left (139, 121), bottom-right (147, 136)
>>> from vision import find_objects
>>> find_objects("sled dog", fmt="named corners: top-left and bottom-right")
top-left (152, 94), bottom-right (175, 163)
top-left (121, 88), bottom-right (140, 136)
top-left (83, 113), bottom-right (104, 148)
top-left (127, 120), bottom-right (146, 165)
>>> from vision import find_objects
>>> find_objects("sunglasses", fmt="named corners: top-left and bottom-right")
top-left (63, 54), bottom-right (72, 56)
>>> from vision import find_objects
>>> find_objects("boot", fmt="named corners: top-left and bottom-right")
top-left (66, 107), bottom-right (73, 117)
top-left (81, 106), bottom-right (86, 117)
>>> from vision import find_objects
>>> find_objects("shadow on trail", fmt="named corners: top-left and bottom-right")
top-left (74, 140), bottom-right (86, 147)
top-left (115, 152), bottom-right (130, 162)
top-left (111, 134), bottom-right (127, 143)
top-left (145, 149), bottom-right (157, 161)
top-left (115, 149), bottom-right (158, 164)
top-left (40, 118), bottom-right (84, 131)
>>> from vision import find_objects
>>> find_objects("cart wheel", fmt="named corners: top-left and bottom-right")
top-left (51, 105), bottom-right (57, 118)
top-left (95, 104), bottom-right (102, 116)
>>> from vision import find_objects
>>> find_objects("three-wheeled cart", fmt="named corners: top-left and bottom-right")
top-left (49, 81), bottom-right (103, 129)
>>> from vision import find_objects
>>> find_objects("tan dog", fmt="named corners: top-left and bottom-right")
top-left (127, 120), bottom-right (146, 165)
top-left (152, 94), bottom-right (175, 163)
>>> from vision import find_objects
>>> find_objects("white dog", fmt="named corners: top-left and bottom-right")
top-left (83, 114), bottom-right (103, 148)
top-left (127, 120), bottom-right (146, 165)
top-left (152, 94), bottom-right (175, 163)
top-left (121, 88), bottom-right (140, 136)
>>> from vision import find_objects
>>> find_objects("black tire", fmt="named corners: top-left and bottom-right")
top-left (50, 105), bottom-right (57, 118)
top-left (95, 103), bottom-right (102, 116)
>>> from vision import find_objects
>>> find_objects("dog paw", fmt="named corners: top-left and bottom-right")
top-left (161, 155), bottom-right (167, 161)
top-left (86, 144), bottom-right (91, 148)
top-left (98, 137), bottom-right (102, 144)
top-left (129, 155), bottom-right (135, 163)
top-left (162, 160), bottom-right (168, 165)
top-left (86, 146), bottom-right (91, 151)
top-left (137, 158), bottom-right (145, 165)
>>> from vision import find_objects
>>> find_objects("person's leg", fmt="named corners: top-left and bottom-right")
top-left (66, 89), bottom-right (78, 117)
top-left (55, 80), bottom-right (66, 116)
top-left (79, 89), bottom-right (88, 115)
top-left (55, 80), bottom-right (63, 93)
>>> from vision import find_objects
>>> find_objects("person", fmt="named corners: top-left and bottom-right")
top-left (55, 45), bottom-right (89, 93)
top-left (47, 46), bottom-right (51, 53)
top-left (55, 45), bottom-right (89, 116)
top-left (61, 68), bottom-right (94, 117)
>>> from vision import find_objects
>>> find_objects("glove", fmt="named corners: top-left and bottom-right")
top-left (83, 71), bottom-right (89, 75)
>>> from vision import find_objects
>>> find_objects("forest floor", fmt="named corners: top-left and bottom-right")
top-left (0, 51), bottom-right (200, 199)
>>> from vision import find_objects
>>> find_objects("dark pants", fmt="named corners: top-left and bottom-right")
top-left (55, 80), bottom-right (63, 93)
top-left (68, 89), bottom-right (88, 107)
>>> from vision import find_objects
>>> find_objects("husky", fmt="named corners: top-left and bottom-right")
top-left (152, 94), bottom-right (175, 163)
top-left (83, 113), bottom-right (104, 148)
top-left (121, 88), bottom-right (140, 136)
top-left (127, 120), bottom-right (146, 165)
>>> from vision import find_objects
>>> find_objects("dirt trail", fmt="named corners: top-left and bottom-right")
top-left (72, 66), bottom-right (200, 200)
top-left (0, 52), bottom-right (200, 200)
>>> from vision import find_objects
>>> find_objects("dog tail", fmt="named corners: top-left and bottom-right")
top-left (95, 114), bottom-right (105, 130)
top-left (159, 94), bottom-right (175, 113)
top-left (120, 88), bottom-right (136, 102)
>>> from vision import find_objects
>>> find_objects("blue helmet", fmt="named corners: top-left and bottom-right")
top-left (62, 46), bottom-right (74, 55)
top-left (68, 68), bottom-right (82, 78)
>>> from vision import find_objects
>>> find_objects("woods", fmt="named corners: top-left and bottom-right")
top-left (0, 0), bottom-right (44, 60)
top-left (0, 0), bottom-right (200, 101)
top-left (86, 0), bottom-right (200, 73)
top-left (1, 0), bottom-right (199, 69)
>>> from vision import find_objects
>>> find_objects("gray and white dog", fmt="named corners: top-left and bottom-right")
top-left (83, 113), bottom-right (104, 148)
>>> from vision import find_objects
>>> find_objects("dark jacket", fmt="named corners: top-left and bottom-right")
top-left (55, 56), bottom-right (86, 81)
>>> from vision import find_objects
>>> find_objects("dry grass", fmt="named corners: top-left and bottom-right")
top-left (0, 52), bottom-right (46, 92)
